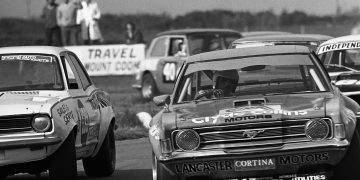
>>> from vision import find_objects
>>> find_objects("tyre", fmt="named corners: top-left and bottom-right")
top-left (333, 130), bottom-right (360, 179)
top-left (141, 73), bottom-right (157, 101)
top-left (152, 152), bottom-right (178, 180)
top-left (83, 124), bottom-right (116, 177)
top-left (49, 130), bottom-right (77, 180)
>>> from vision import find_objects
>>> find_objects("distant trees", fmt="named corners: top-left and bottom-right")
top-left (0, 9), bottom-right (359, 46)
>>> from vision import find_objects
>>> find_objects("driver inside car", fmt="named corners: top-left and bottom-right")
top-left (196, 69), bottom-right (239, 100)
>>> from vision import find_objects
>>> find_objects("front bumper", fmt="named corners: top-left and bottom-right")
top-left (159, 142), bottom-right (348, 179)
top-left (0, 133), bottom-right (61, 166)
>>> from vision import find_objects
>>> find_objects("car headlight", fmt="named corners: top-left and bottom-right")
top-left (175, 129), bottom-right (200, 151)
top-left (31, 115), bottom-right (51, 132)
top-left (305, 118), bottom-right (330, 141)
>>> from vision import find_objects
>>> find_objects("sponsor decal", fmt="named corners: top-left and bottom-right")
top-left (318, 41), bottom-right (360, 54)
top-left (77, 100), bottom-right (90, 146)
top-left (149, 125), bottom-right (160, 140)
top-left (279, 152), bottom-right (329, 165)
top-left (88, 124), bottom-right (100, 140)
top-left (191, 106), bottom-right (307, 124)
top-left (1, 55), bottom-right (53, 63)
top-left (292, 174), bottom-right (326, 180)
top-left (225, 114), bottom-right (273, 123)
top-left (175, 161), bottom-right (232, 173)
top-left (234, 158), bottom-right (275, 171)
top-left (56, 104), bottom-right (75, 125)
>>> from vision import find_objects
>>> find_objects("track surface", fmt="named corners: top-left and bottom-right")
top-left (7, 138), bottom-right (152, 180)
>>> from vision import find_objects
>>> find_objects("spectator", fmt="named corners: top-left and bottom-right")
top-left (80, 0), bottom-right (103, 45)
top-left (57, 0), bottom-right (82, 45)
top-left (125, 21), bottom-right (145, 44)
top-left (42, 0), bottom-right (62, 46)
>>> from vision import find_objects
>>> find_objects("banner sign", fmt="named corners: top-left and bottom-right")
top-left (66, 44), bottom-right (145, 76)
top-left (317, 41), bottom-right (360, 54)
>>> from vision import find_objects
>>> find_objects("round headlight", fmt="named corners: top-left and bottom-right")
top-left (32, 115), bottom-right (51, 132)
top-left (175, 129), bottom-right (200, 151)
top-left (305, 119), bottom-right (329, 141)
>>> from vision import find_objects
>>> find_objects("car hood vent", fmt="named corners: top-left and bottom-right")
top-left (233, 98), bottom-right (266, 107)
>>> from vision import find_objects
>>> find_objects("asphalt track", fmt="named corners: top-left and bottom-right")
top-left (7, 138), bottom-right (153, 180)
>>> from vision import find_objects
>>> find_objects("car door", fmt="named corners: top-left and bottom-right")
top-left (157, 36), bottom-right (187, 94)
top-left (63, 52), bottom-right (101, 154)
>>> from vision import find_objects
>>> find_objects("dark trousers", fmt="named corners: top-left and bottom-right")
top-left (45, 26), bottom-right (62, 46)
top-left (60, 25), bottom-right (78, 46)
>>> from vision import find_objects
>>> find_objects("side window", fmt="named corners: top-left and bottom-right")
top-left (168, 38), bottom-right (186, 56)
top-left (62, 56), bottom-right (81, 89)
top-left (68, 53), bottom-right (92, 89)
top-left (150, 37), bottom-right (167, 57)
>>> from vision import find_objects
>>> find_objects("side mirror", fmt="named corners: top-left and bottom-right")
top-left (153, 95), bottom-right (170, 107)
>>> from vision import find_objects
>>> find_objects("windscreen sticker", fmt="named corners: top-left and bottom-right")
top-left (191, 106), bottom-right (308, 124)
top-left (318, 41), bottom-right (360, 54)
top-left (1, 55), bottom-right (53, 63)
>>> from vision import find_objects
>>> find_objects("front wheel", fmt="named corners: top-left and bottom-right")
top-left (49, 130), bottom-right (77, 180)
top-left (141, 73), bottom-right (157, 101)
top-left (83, 124), bottom-right (116, 177)
top-left (333, 130), bottom-right (360, 179)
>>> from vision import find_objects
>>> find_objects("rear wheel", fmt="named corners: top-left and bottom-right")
top-left (141, 73), bottom-right (157, 101)
top-left (333, 130), bottom-right (360, 179)
top-left (83, 124), bottom-right (116, 177)
top-left (49, 131), bottom-right (77, 180)
top-left (152, 152), bottom-right (178, 180)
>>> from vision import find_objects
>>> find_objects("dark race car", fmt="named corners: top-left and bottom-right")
top-left (317, 35), bottom-right (360, 104)
top-left (149, 45), bottom-right (360, 180)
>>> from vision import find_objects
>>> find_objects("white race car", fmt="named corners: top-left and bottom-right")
top-left (0, 46), bottom-right (116, 179)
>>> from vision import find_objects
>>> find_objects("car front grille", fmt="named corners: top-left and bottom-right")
top-left (0, 115), bottom-right (33, 134)
top-left (173, 119), bottom-right (332, 152)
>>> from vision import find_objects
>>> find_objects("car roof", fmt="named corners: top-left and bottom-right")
top-left (187, 45), bottom-right (311, 63)
top-left (0, 46), bottom-right (68, 55)
top-left (240, 31), bottom-right (292, 38)
top-left (156, 28), bottom-right (241, 37)
top-left (232, 34), bottom-right (333, 44)
top-left (319, 34), bottom-right (360, 46)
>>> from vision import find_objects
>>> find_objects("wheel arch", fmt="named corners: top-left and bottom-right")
top-left (92, 115), bottom-right (115, 157)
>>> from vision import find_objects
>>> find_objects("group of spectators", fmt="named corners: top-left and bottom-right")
top-left (42, 0), bottom-right (144, 46)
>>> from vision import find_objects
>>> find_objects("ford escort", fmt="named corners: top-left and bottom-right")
top-left (0, 46), bottom-right (116, 180)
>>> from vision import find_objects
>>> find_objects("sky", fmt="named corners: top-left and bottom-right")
top-left (0, 0), bottom-right (359, 19)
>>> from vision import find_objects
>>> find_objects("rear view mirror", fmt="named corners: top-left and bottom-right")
top-left (153, 95), bottom-right (171, 106)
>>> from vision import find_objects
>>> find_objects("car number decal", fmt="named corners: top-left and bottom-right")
top-left (335, 79), bottom-right (360, 85)
top-left (162, 62), bottom-right (177, 83)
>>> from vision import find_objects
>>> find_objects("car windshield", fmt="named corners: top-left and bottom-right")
top-left (319, 49), bottom-right (360, 72)
top-left (188, 33), bottom-right (241, 55)
top-left (175, 54), bottom-right (329, 103)
top-left (0, 54), bottom-right (63, 91)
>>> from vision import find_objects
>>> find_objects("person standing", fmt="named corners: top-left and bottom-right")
top-left (81, 0), bottom-right (103, 45)
top-left (125, 21), bottom-right (145, 44)
top-left (57, 0), bottom-right (81, 45)
top-left (42, 0), bottom-right (62, 46)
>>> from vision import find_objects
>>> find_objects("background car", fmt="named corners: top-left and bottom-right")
top-left (149, 45), bottom-right (360, 180)
top-left (317, 35), bottom-right (360, 103)
top-left (230, 33), bottom-right (333, 51)
top-left (132, 28), bottom-right (242, 100)
top-left (0, 46), bottom-right (116, 179)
